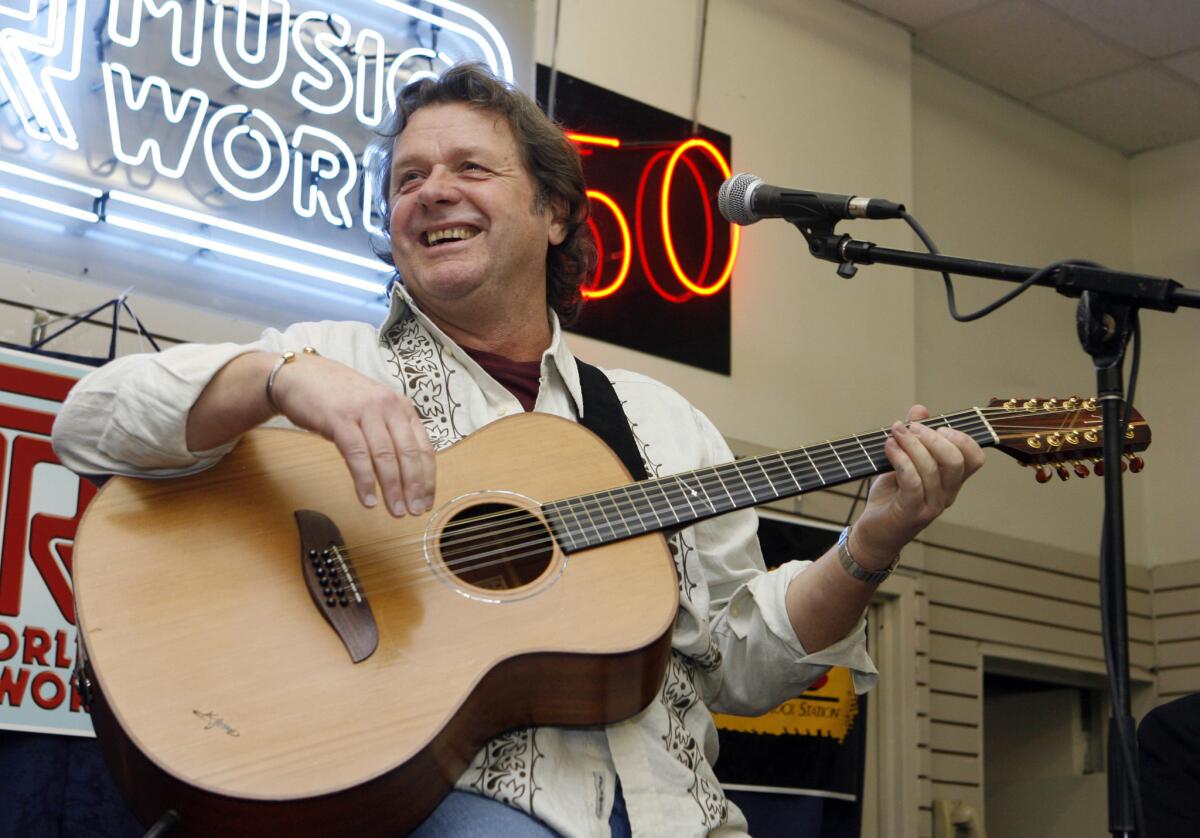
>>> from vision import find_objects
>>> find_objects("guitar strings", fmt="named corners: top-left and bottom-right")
top-left (325, 406), bottom-right (1130, 596)
top-left (336, 419), bottom-right (1136, 597)
top-left (338, 403), bottom-right (1109, 564)
top-left (335, 404), bottom-right (1119, 584)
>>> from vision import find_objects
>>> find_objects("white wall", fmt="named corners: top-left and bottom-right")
top-left (909, 55), bottom-right (1148, 558)
top-left (1130, 138), bottom-right (1200, 567)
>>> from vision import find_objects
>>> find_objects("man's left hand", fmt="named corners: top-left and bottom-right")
top-left (849, 404), bottom-right (986, 570)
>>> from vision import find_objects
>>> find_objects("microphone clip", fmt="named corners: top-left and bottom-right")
top-left (790, 220), bottom-right (858, 279)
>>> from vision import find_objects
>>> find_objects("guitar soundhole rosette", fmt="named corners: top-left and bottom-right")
top-left (425, 490), bottom-right (565, 604)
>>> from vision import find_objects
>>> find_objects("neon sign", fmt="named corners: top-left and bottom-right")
top-left (0, 0), bottom-right (527, 313)
top-left (568, 134), bottom-right (739, 305)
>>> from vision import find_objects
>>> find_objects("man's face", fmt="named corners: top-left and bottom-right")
top-left (388, 103), bottom-right (566, 314)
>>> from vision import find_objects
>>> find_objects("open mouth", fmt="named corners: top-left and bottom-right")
top-left (422, 226), bottom-right (480, 247)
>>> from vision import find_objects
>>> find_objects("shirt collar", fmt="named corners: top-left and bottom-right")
top-left (378, 283), bottom-right (586, 418)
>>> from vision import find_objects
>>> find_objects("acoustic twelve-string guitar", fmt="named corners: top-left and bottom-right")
top-left (72, 397), bottom-right (1149, 835)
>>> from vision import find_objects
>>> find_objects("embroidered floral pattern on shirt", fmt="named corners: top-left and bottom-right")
top-left (661, 653), bottom-right (729, 829)
top-left (383, 314), bottom-right (462, 449)
top-left (629, 414), bottom-right (700, 603)
top-left (465, 728), bottom-right (543, 814)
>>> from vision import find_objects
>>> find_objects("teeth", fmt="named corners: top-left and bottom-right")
top-left (425, 226), bottom-right (478, 246)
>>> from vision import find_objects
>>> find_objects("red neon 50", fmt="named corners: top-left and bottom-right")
top-left (568, 134), bottom-right (740, 304)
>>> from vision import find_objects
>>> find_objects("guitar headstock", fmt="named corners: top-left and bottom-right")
top-left (985, 397), bottom-right (1151, 482)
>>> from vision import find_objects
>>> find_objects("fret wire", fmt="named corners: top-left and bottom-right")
top-left (714, 462), bottom-right (754, 506)
top-left (825, 440), bottom-right (852, 479)
top-left (801, 447), bottom-right (826, 485)
top-left (734, 459), bottom-right (770, 504)
top-left (771, 452), bottom-right (803, 495)
top-left (671, 475), bottom-right (701, 519)
top-left (576, 497), bottom-right (605, 547)
top-left (778, 448), bottom-right (819, 490)
top-left (696, 469), bottom-right (736, 513)
top-left (677, 474), bottom-right (716, 516)
top-left (558, 499), bottom-right (587, 550)
top-left (853, 434), bottom-right (877, 471)
top-left (729, 461), bottom-right (757, 500)
top-left (685, 470), bottom-right (719, 513)
top-left (715, 461), bottom-right (753, 506)
top-left (648, 478), bottom-right (685, 526)
top-left (600, 488), bottom-right (635, 538)
top-left (620, 486), bottom-right (654, 534)
top-left (754, 458), bottom-right (781, 496)
top-left (590, 496), bottom-right (619, 543)
top-left (546, 503), bottom-right (578, 552)
top-left (707, 464), bottom-right (740, 507)
top-left (622, 485), bottom-right (655, 534)
top-left (637, 481), bottom-right (669, 530)
top-left (655, 478), bottom-right (686, 525)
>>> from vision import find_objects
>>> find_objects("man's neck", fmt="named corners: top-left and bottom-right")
top-left (412, 293), bottom-right (553, 362)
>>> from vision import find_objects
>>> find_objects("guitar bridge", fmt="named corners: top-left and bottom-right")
top-left (294, 510), bottom-right (378, 663)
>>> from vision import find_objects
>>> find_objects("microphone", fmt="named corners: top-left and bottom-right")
top-left (718, 173), bottom-right (906, 226)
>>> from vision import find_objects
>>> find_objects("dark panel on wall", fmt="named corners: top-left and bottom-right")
top-left (536, 65), bottom-right (734, 374)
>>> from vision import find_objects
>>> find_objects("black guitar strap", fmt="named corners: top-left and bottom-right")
top-left (574, 360), bottom-right (649, 482)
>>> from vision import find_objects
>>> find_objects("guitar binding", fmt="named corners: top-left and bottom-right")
top-left (294, 509), bottom-right (380, 663)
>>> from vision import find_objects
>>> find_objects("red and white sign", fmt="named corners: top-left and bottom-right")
top-left (0, 347), bottom-right (94, 736)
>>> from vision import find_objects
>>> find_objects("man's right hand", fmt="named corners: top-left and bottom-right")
top-left (185, 350), bottom-right (436, 517)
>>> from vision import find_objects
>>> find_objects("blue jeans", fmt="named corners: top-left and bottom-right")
top-left (411, 780), bottom-right (631, 837)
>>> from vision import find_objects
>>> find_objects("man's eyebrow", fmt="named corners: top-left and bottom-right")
top-left (391, 144), bottom-right (493, 173)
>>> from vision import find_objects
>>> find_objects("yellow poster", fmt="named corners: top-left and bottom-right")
top-left (713, 666), bottom-right (859, 743)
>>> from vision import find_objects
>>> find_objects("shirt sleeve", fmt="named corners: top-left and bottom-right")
top-left (51, 330), bottom-right (295, 478)
top-left (684, 405), bottom-right (879, 717)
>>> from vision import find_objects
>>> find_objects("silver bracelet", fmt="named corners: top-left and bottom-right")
top-left (265, 346), bottom-right (318, 413)
top-left (837, 525), bottom-right (899, 585)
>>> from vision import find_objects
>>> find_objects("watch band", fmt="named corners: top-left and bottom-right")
top-left (837, 526), bottom-right (899, 585)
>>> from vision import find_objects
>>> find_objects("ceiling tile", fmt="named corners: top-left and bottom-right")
top-left (1032, 65), bottom-right (1200, 154)
top-left (844, 0), bottom-right (994, 32)
top-left (916, 0), bottom-right (1143, 98)
top-left (1164, 49), bottom-right (1200, 86)
top-left (1039, 0), bottom-right (1200, 59)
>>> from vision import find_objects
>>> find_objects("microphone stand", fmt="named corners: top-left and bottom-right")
top-left (796, 221), bottom-right (1200, 838)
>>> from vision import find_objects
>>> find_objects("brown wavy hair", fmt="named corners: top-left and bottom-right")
top-left (369, 64), bottom-right (594, 323)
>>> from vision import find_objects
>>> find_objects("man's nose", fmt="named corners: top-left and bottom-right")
top-left (417, 166), bottom-right (459, 205)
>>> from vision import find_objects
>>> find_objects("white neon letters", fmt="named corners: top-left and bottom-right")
top-left (107, 0), bottom-right (205, 67)
top-left (291, 126), bottom-right (356, 228)
top-left (2, 0), bottom-right (517, 295)
top-left (102, 62), bottom-right (209, 179)
top-left (204, 105), bottom-right (290, 202)
top-left (0, 0), bottom-right (87, 148)
top-left (292, 11), bottom-right (354, 116)
top-left (213, 0), bottom-right (292, 90)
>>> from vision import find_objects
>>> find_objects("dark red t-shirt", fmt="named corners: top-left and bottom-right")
top-left (460, 345), bottom-right (542, 412)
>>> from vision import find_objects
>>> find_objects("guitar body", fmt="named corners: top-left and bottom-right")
top-left (74, 414), bottom-right (679, 835)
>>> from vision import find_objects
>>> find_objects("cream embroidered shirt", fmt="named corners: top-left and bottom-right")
top-left (52, 287), bottom-right (878, 837)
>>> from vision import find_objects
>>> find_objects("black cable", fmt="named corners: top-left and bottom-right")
top-left (902, 212), bottom-right (1102, 323)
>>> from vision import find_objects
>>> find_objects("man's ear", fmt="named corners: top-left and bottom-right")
top-left (547, 196), bottom-right (569, 246)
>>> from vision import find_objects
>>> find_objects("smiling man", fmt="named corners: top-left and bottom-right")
top-left (53, 65), bottom-right (983, 836)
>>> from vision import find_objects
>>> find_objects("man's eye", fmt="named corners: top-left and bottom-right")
top-left (396, 172), bottom-right (423, 191)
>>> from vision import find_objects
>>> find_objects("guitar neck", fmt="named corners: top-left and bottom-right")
top-left (543, 408), bottom-right (998, 553)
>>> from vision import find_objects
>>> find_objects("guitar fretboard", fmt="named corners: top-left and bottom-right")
top-left (543, 408), bottom-right (997, 553)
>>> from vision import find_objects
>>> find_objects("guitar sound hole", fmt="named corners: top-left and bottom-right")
top-left (440, 503), bottom-right (553, 591)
